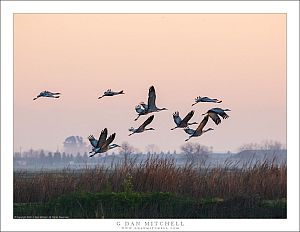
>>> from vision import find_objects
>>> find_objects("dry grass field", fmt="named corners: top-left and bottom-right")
top-left (14, 156), bottom-right (286, 218)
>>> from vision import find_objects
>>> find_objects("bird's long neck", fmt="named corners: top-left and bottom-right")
top-left (203, 128), bottom-right (213, 133)
top-left (109, 144), bottom-right (119, 149)
top-left (89, 153), bottom-right (96, 157)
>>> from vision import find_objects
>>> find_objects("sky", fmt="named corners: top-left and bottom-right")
top-left (13, 14), bottom-right (286, 153)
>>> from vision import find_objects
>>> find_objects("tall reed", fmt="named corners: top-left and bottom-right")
top-left (14, 156), bottom-right (286, 203)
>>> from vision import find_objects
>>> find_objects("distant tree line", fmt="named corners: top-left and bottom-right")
top-left (14, 142), bottom-right (215, 168)
top-left (238, 140), bottom-right (286, 152)
top-left (14, 150), bottom-right (91, 167)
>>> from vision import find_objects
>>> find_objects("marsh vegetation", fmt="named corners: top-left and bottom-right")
top-left (14, 155), bottom-right (286, 218)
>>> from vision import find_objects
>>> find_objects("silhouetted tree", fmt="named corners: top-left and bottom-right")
top-left (180, 143), bottom-right (210, 164)
top-left (69, 154), bottom-right (74, 163)
top-left (63, 135), bottom-right (87, 154)
top-left (47, 152), bottom-right (53, 166)
top-left (120, 142), bottom-right (135, 166)
top-left (145, 144), bottom-right (160, 155)
top-left (62, 152), bottom-right (67, 163)
top-left (53, 151), bottom-right (61, 164)
top-left (39, 150), bottom-right (46, 164)
top-left (75, 152), bottom-right (81, 163)
top-left (239, 140), bottom-right (286, 152)
top-left (83, 152), bottom-right (88, 160)
top-left (261, 140), bottom-right (285, 151)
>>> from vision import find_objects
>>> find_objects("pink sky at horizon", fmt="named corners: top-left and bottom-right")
top-left (13, 14), bottom-right (286, 153)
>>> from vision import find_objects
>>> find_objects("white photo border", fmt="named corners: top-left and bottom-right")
top-left (1, 1), bottom-right (299, 231)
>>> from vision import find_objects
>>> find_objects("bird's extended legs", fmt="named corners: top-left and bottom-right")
top-left (170, 127), bottom-right (177, 130)
top-left (185, 137), bottom-right (192, 142)
top-left (134, 115), bottom-right (140, 121)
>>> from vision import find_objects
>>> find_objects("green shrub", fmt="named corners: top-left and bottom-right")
top-left (260, 198), bottom-right (287, 208)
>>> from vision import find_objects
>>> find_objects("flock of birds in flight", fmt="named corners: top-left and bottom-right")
top-left (33, 87), bottom-right (231, 157)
